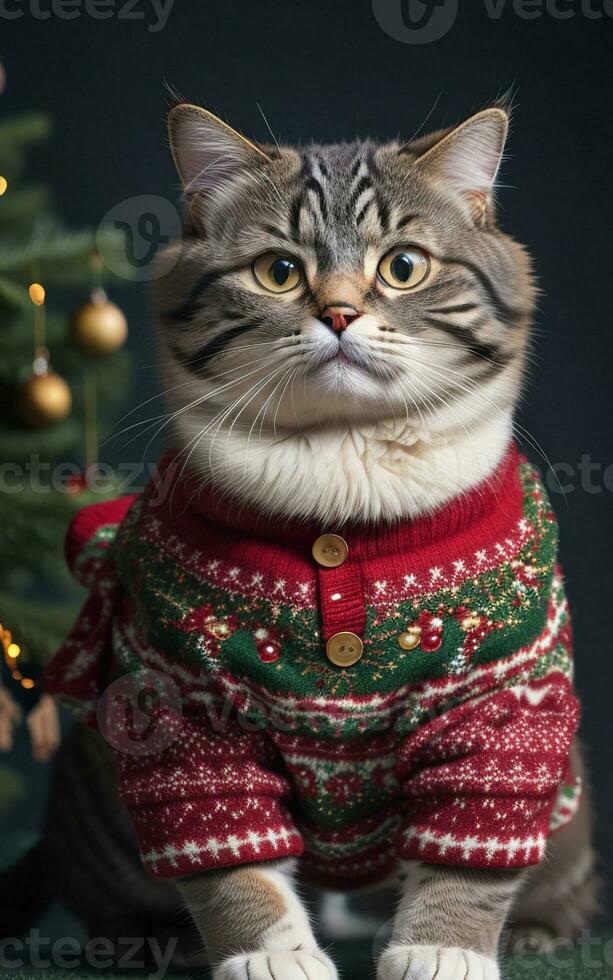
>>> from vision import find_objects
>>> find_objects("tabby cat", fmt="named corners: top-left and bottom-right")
top-left (140, 102), bottom-right (597, 979)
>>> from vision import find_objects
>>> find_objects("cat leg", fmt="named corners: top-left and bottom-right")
top-left (377, 863), bottom-right (525, 980)
top-left (179, 859), bottom-right (338, 980)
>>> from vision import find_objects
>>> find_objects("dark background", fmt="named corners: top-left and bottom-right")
top-left (2, 0), bottom-right (612, 924)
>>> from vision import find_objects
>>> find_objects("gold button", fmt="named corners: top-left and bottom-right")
top-left (312, 533), bottom-right (348, 568)
top-left (326, 632), bottom-right (363, 667)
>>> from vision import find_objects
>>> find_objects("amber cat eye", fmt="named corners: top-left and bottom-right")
top-left (253, 253), bottom-right (303, 293)
top-left (377, 247), bottom-right (431, 290)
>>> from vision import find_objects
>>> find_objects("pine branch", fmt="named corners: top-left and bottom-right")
top-left (0, 223), bottom-right (128, 284)
top-left (0, 416), bottom-right (84, 464)
top-left (0, 114), bottom-right (52, 179)
top-left (0, 114), bottom-right (52, 145)
top-left (0, 106), bottom-right (135, 676)
top-left (0, 478), bottom-right (126, 591)
top-left (0, 312), bottom-right (78, 353)
top-left (0, 185), bottom-right (52, 228)
top-left (0, 275), bottom-right (31, 311)
top-left (0, 590), bottom-right (80, 665)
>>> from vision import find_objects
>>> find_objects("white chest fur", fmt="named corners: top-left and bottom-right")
top-left (175, 411), bottom-right (513, 525)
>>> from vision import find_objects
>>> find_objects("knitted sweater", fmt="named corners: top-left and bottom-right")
top-left (44, 444), bottom-right (580, 886)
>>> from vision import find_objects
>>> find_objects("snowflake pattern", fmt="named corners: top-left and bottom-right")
top-left (46, 459), bottom-right (581, 884)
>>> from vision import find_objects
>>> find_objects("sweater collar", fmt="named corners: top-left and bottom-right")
top-left (153, 442), bottom-right (523, 562)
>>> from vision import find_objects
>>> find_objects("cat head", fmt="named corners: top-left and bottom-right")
top-left (155, 103), bottom-right (534, 449)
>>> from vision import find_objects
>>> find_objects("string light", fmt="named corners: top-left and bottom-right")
top-left (28, 282), bottom-right (49, 375)
top-left (0, 176), bottom-right (7, 196)
top-left (0, 622), bottom-right (35, 690)
top-left (28, 282), bottom-right (46, 306)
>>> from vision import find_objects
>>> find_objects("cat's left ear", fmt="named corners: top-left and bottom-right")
top-left (168, 103), bottom-right (272, 199)
top-left (413, 108), bottom-right (508, 224)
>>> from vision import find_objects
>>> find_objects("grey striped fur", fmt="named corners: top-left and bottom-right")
top-left (150, 104), bottom-right (538, 531)
top-left (2, 107), bottom-right (597, 980)
top-left (156, 103), bottom-right (534, 429)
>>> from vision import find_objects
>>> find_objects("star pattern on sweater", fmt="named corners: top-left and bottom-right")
top-left (48, 459), bottom-right (580, 886)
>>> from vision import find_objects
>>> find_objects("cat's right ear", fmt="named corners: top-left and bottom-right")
top-left (168, 104), bottom-right (271, 201)
top-left (412, 108), bottom-right (509, 226)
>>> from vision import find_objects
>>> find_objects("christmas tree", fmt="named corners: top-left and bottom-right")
top-left (0, 70), bottom-right (131, 740)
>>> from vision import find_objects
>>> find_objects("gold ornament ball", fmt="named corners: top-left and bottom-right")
top-left (398, 626), bottom-right (421, 651)
top-left (72, 299), bottom-right (128, 356)
top-left (20, 372), bottom-right (72, 426)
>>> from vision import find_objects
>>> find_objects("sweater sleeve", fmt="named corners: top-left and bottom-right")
top-left (112, 708), bottom-right (304, 879)
top-left (396, 672), bottom-right (580, 869)
top-left (64, 496), bottom-right (136, 586)
top-left (43, 496), bottom-right (136, 720)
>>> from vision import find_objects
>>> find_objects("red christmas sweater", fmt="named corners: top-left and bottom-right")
top-left (45, 444), bottom-right (581, 886)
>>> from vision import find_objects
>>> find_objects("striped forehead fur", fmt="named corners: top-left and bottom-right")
top-left (153, 106), bottom-right (536, 523)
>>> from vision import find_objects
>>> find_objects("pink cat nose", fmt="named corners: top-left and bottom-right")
top-left (320, 304), bottom-right (361, 332)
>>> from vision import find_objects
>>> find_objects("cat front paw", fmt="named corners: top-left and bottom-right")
top-left (377, 943), bottom-right (499, 980)
top-left (214, 948), bottom-right (339, 980)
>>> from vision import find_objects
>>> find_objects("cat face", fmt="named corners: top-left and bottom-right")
top-left (155, 105), bottom-right (534, 439)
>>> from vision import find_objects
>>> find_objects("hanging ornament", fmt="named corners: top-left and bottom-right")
top-left (64, 472), bottom-right (89, 495)
top-left (398, 625), bottom-right (421, 651)
top-left (19, 283), bottom-right (72, 426)
top-left (0, 176), bottom-right (7, 196)
top-left (20, 370), bottom-right (72, 426)
top-left (398, 610), bottom-right (444, 653)
top-left (253, 627), bottom-right (283, 663)
top-left (71, 286), bottom-right (128, 356)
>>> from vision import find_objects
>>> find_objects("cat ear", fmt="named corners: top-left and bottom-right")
top-left (168, 103), bottom-right (271, 198)
top-left (413, 108), bottom-right (508, 223)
